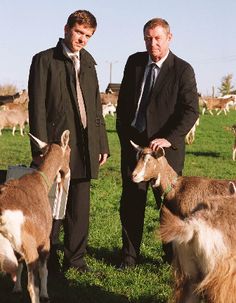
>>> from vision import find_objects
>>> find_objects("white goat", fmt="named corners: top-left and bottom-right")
top-left (102, 102), bottom-right (116, 118)
top-left (0, 130), bottom-right (70, 303)
top-left (131, 142), bottom-right (236, 302)
top-left (0, 109), bottom-right (28, 136)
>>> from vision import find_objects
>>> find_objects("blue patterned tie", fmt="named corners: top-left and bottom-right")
top-left (134, 63), bottom-right (157, 132)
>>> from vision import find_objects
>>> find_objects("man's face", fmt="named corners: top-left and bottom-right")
top-left (64, 23), bottom-right (94, 52)
top-left (144, 26), bottom-right (172, 62)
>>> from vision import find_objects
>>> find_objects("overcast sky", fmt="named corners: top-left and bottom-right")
top-left (1, 0), bottom-right (236, 96)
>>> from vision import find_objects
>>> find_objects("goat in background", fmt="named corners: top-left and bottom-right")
top-left (0, 109), bottom-right (29, 136)
top-left (224, 124), bottom-right (236, 161)
top-left (0, 130), bottom-right (70, 303)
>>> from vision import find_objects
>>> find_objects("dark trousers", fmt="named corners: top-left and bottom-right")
top-left (120, 178), bottom-right (164, 264)
top-left (118, 128), bottom-right (173, 264)
top-left (50, 178), bottom-right (91, 268)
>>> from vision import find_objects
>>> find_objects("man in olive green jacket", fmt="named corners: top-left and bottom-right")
top-left (28, 10), bottom-right (109, 273)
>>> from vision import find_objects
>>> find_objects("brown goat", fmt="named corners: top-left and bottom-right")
top-left (131, 143), bottom-right (235, 217)
top-left (0, 130), bottom-right (70, 303)
top-left (131, 142), bottom-right (236, 302)
top-left (201, 96), bottom-right (234, 115)
top-left (100, 91), bottom-right (118, 106)
top-left (160, 192), bottom-right (236, 303)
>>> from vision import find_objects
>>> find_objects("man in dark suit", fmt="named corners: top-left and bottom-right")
top-left (116, 18), bottom-right (199, 268)
top-left (28, 10), bottom-right (109, 273)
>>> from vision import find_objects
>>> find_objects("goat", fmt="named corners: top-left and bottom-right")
top-left (0, 130), bottom-right (71, 303)
top-left (201, 96), bottom-right (234, 115)
top-left (131, 142), bottom-right (236, 302)
top-left (102, 102), bottom-right (116, 118)
top-left (131, 142), bottom-right (235, 217)
top-left (0, 108), bottom-right (29, 136)
top-left (0, 89), bottom-right (28, 106)
top-left (1, 102), bottom-right (28, 112)
top-left (185, 117), bottom-right (199, 145)
top-left (0, 91), bottom-right (21, 106)
top-left (221, 94), bottom-right (236, 110)
top-left (160, 192), bottom-right (236, 303)
top-left (100, 91), bottom-right (118, 106)
top-left (224, 124), bottom-right (236, 161)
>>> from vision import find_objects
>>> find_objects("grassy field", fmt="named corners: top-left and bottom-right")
top-left (0, 110), bottom-right (235, 303)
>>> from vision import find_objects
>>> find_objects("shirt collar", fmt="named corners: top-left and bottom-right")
top-left (148, 50), bottom-right (170, 69)
top-left (62, 40), bottom-right (80, 59)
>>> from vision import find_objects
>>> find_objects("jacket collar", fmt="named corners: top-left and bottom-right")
top-left (135, 51), bottom-right (174, 101)
top-left (55, 38), bottom-right (97, 66)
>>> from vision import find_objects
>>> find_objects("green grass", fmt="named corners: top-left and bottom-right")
top-left (0, 111), bottom-right (236, 303)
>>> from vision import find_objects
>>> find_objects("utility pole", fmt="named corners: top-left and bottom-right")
top-left (107, 61), bottom-right (118, 84)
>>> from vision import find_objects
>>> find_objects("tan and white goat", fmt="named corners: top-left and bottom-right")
top-left (131, 142), bottom-right (236, 302)
top-left (131, 143), bottom-right (235, 217)
top-left (201, 96), bottom-right (234, 116)
top-left (0, 108), bottom-right (29, 136)
top-left (0, 130), bottom-right (71, 303)
top-left (160, 192), bottom-right (236, 303)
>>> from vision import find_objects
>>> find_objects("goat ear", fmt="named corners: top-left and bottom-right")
top-left (28, 133), bottom-right (47, 150)
top-left (61, 130), bottom-right (70, 148)
top-left (130, 140), bottom-right (142, 152)
top-left (153, 146), bottom-right (165, 158)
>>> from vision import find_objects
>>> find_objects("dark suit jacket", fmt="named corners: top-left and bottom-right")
top-left (116, 51), bottom-right (199, 173)
top-left (28, 39), bottom-right (109, 179)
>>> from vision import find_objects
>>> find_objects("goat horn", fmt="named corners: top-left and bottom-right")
top-left (130, 140), bottom-right (142, 151)
top-left (28, 133), bottom-right (47, 149)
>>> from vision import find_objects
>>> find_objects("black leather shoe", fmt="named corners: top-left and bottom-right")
top-left (75, 264), bottom-right (92, 273)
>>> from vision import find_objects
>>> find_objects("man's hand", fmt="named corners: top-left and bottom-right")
top-left (149, 138), bottom-right (171, 150)
top-left (99, 153), bottom-right (108, 166)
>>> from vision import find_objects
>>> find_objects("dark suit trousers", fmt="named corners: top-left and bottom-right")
top-left (119, 127), bottom-right (172, 264)
top-left (120, 177), bottom-right (165, 264)
top-left (50, 178), bottom-right (91, 268)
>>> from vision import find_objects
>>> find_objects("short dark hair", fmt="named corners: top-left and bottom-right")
top-left (66, 10), bottom-right (97, 31)
top-left (143, 18), bottom-right (170, 34)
